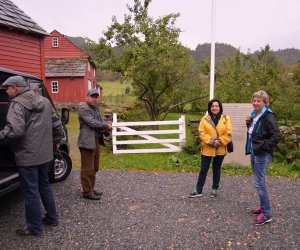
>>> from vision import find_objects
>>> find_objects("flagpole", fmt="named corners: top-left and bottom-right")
top-left (209, 0), bottom-right (216, 100)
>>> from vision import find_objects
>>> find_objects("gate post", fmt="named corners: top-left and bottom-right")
top-left (112, 113), bottom-right (117, 154)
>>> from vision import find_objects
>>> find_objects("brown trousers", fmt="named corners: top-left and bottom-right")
top-left (80, 138), bottom-right (100, 196)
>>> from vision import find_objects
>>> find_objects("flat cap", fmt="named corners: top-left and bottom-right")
top-left (2, 76), bottom-right (27, 87)
top-left (87, 88), bottom-right (99, 96)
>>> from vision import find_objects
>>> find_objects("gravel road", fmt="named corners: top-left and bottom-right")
top-left (0, 169), bottom-right (299, 249)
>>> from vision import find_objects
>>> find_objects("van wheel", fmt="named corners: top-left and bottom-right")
top-left (53, 151), bottom-right (72, 182)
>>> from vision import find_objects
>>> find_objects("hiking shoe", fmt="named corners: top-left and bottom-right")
top-left (16, 228), bottom-right (41, 237)
top-left (253, 213), bottom-right (272, 226)
top-left (189, 191), bottom-right (203, 198)
top-left (94, 190), bottom-right (103, 196)
top-left (250, 206), bottom-right (262, 215)
top-left (42, 217), bottom-right (58, 227)
top-left (210, 189), bottom-right (218, 198)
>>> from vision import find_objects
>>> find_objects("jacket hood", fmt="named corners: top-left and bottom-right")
top-left (12, 88), bottom-right (45, 112)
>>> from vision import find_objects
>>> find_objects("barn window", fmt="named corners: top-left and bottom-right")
top-left (52, 37), bottom-right (58, 47)
top-left (51, 81), bottom-right (59, 93)
top-left (87, 80), bottom-right (92, 89)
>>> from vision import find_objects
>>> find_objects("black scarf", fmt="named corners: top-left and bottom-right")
top-left (209, 112), bottom-right (221, 126)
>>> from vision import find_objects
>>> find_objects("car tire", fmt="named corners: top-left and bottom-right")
top-left (52, 150), bottom-right (72, 182)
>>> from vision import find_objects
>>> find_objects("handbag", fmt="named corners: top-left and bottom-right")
top-left (227, 140), bottom-right (234, 153)
top-left (224, 115), bottom-right (233, 153)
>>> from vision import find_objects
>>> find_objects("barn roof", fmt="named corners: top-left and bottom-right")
top-left (0, 0), bottom-right (48, 36)
top-left (45, 58), bottom-right (86, 77)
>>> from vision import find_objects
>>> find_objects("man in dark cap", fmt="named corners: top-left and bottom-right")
top-left (78, 88), bottom-right (111, 200)
top-left (0, 76), bottom-right (64, 236)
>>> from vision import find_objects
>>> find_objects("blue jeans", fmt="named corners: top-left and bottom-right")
top-left (18, 162), bottom-right (58, 235)
top-left (251, 152), bottom-right (272, 217)
top-left (196, 155), bottom-right (225, 193)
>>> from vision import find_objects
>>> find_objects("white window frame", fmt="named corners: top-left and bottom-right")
top-left (87, 80), bottom-right (92, 90)
top-left (87, 62), bottom-right (90, 72)
top-left (93, 68), bottom-right (96, 77)
top-left (51, 81), bottom-right (59, 93)
top-left (52, 37), bottom-right (58, 47)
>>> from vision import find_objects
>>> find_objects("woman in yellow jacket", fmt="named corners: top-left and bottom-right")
top-left (189, 99), bottom-right (232, 198)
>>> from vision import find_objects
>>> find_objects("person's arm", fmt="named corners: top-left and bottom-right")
top-left (219, 115), bottom-right (233, 145)
top-left (79, 106), bottom-right (109, 131)
top-left (199, 117), bottom-right (216, 146)
top-left (264, 114), bottom-right (281, 150)
top-left (51, 104), bottom-right (64, 144)
top-left (0, 102), bottom-right (26, 142)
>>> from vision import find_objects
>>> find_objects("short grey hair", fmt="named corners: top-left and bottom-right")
top-left (252, 90), bottom-right (269, 107)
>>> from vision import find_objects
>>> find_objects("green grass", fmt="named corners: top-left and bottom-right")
top-left (66, 111), bottom-right (299, 178)
top-left (100, 81), bottom-right (136, 109)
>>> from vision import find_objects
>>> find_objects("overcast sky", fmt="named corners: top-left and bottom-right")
top-left (12, 0), bottom-right (300, 53)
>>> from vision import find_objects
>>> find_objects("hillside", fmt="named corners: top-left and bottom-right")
top-left (272, 48), bottom-right (300, 66)
top-left (65, 36), bottom-right (300, 67)
top-left (190, 43), bottom-right (300, 66)
top-left (189, 43), bottom-right (238, 65)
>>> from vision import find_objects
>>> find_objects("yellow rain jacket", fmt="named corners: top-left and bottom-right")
top-left (199, 114), bottom-right (232, 157)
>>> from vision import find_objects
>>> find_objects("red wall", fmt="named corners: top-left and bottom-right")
top-left (0, 29), bottom-right (45, 81)
top-left (44, 30), bottom-right (88, 59)
top-left (45, 62), bottom-right (98, 103)
top-left (45, 76), bottom-right (86, 103)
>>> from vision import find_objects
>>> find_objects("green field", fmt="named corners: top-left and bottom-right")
top-left (100, 81), bottom-right (136, 109)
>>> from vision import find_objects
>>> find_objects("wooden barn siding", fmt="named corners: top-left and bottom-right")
top-left (44, 31), bottom-right (88, 59)
top-left (0, 29), bottom-right (44, 78)
top-left (45, 77), bottom-right (86, 103)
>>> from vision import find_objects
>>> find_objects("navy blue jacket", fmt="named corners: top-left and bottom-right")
top-left (246, 108), bottom-right (281, 156)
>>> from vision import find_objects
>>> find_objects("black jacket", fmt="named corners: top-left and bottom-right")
top-left (246, 110), bottom-right (281, 156)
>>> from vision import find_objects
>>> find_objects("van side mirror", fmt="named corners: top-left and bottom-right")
top-left (61, 108), bottom-right (69, 125)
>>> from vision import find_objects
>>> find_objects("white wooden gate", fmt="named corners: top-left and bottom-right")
top-left (112, 114), bottom-right (186, 154)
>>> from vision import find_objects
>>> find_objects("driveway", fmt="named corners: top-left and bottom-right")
top-left (0, 170), bottom-right (299, 249)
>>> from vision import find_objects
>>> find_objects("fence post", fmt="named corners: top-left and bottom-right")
top-left (179, 115), bottom-right (186, 149)
top-left (112, 113), bottom-right (117, 154)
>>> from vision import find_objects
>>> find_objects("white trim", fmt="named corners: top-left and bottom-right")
top-left (51, 81), bottom-right (59, 93)
top-left (87, 80), bottom-right (92, 90)
top-left (52, 37), bottom-right (58, 47)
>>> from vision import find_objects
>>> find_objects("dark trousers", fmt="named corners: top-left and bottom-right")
top-left (18, 162), bottom-right (58, 235)
top-left (196, 155), bottom-right (225, 193)
top-left (80, 138), bottom-right (100, 196)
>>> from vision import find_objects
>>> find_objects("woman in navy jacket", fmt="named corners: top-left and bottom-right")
top-left (245, 90), bottom-right (281, 226)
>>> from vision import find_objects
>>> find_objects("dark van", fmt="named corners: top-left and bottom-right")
top-left (0, 67), bottom-right (72, 197)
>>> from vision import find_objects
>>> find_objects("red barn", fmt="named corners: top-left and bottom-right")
top-left (44, 30), bottom-right (99, 104)
top-left (0, 0), bottom-right (48, 81)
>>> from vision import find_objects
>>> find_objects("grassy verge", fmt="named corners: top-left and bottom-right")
top-left (66, 112), bottom-right (299, 178)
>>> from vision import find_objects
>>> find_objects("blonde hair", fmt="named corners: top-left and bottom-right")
top-left (251, 90), bottom-right (269, 107)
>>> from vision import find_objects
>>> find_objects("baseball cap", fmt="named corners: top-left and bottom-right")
top-left (87, 88), bottom-right (99, 96)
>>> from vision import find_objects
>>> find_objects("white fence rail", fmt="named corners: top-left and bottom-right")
top-left (112, 114), bottom-right (186, 154)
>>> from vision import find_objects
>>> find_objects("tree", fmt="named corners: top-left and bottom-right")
top-left (215, 50), bottom-right (252, 102)
top-left (88, 0), bottom-right (206, 121)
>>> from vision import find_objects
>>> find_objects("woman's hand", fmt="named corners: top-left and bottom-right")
top-left (245, 115), bottom-right (252, 124)
top-left (213, 139), bottom-right (221, 147)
